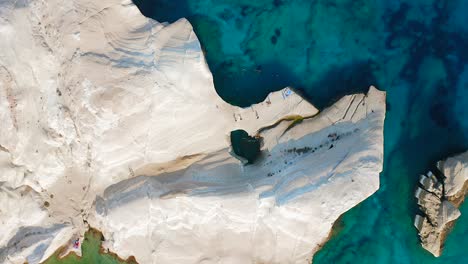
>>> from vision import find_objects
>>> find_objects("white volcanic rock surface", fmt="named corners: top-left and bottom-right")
top-left (0, 0), bottom-right (386, 263)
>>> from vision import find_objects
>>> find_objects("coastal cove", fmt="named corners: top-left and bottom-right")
top-left (131, 0), bottom-right (468, 263)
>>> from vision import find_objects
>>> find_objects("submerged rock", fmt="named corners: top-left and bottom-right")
top-left (414, 151), bottom-right (468, 257)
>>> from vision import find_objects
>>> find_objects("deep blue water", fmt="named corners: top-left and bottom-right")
top-left (132, 0), bottom-right (468, 263)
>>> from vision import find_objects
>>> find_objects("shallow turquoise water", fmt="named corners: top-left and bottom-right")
top-left (133, 0), bottom-right (468, 263)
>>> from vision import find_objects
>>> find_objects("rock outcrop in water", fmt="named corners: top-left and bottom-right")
top-left (0, 0), bottom-right (385, 263)
top-left (414, 151), bottom-right (468, 257)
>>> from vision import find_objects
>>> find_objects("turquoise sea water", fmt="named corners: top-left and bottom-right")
top-left (132, 0), bottom-right (468, 263)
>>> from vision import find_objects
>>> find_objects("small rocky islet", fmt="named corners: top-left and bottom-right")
top-left (414, 151), bottom-right (468, 257)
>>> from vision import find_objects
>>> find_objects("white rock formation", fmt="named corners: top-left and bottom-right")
top-left (414, 151), bottom-right (468, 257)
top-left (0, 0), bottom-right (386, 263)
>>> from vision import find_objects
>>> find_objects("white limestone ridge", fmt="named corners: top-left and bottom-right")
top-left (414, 151), bottom-right (468, 257)
top-left (0, 0), bottom-right (386, 263)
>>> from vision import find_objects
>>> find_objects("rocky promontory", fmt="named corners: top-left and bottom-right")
top-left (414, 151), bottom-right (468, 257)
top-left (0, 0), bottom-right (386, 263)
